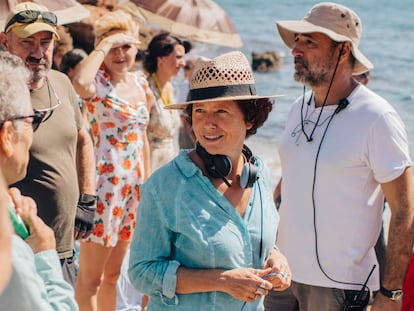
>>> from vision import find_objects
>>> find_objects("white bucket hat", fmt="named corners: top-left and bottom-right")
top-left (276, 2), bottom-right (373, 75)
top-left (167, 51), bottom-right (282, 109)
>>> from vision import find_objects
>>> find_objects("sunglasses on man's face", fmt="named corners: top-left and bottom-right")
top-left (5, 10), bottom-right (58, 32)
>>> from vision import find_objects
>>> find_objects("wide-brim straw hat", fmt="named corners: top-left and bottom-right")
top-left (167, 51), bottom-right (282, 109)
top-left (276, 2), bottom-right (373, 75)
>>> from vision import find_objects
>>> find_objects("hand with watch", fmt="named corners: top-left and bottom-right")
top-left (74, 194), bottom-right (97, 240)
top-left (380, 286), bottom-right (404, 303)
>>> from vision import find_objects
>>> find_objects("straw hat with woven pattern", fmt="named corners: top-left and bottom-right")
top-left (167, 51), bottom-right (282, 109)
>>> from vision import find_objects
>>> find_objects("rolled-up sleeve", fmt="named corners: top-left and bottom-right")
top-left (162, 260), bottom-right (180, 298)
top-left (128, 178), bottom-right (181, 306)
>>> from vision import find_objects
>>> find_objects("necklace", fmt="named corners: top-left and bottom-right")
top-left (152, 73), bottom-right (171, 106)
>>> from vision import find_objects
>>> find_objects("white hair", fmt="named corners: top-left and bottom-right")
top-left (0, 51), bottom-right (32, 133)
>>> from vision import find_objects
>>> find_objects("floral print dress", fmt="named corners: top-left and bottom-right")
top-left (84, 68), bottom-right (150, 247)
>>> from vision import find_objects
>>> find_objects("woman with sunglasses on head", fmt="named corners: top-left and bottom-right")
top-left (72, 10), bottom-right (153, 311)
top-left (143, 32), bottom-right (192, 171)
top-left (128, 51), bottom-right (291, 311)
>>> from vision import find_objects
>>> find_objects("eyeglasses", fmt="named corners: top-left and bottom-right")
top-left (37, 76), bottom-right (62, 123)
top-left (5, 10), bottom-right (58, 33)
top-left (0, 110), bottom-right (46, 132)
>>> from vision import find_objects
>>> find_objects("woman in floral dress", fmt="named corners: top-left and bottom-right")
top-left (72, 10), bottom-right (153, 311)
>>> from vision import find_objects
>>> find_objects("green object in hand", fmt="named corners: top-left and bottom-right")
top-left (8, 203), bottom-right (29, 239)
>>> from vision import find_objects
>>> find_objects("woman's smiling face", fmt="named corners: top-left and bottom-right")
top-left (191, 100), bottom-right (252, 158)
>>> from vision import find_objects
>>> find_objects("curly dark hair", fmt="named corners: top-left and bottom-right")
top-left (184, 98), bottom-right (273, 139)
top-left (143, 32), bottom-right (192, 74)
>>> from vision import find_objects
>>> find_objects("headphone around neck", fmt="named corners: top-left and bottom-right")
top-left (195, 142), bottom-right (258, 188)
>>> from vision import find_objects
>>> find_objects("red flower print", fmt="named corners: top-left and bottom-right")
top-left (105, 192), bottom-right (112, 201)
top-left (93, 222), bottom-right (105, 237)
top-left (88, 103), bottom-right (95, 114)
top-left (118, 142), bottom-right (127, 150)
top-left (121, 184), bottom-right (132, 197)
top-left (98, 163), bottom-right (107, 174)
top-left (109, 176), bottom-right (119, 185)
top-left (104, 122), bottom-right (116, 128)
top-left (109, 136), bottom-right (118, 146)
top-left (96, 201), bottom-right (105, 215)
top-left (104, 234), bottom-right (111, 246)
top-left (91, 122), bottom-right (99, 136)
top-left (126, 132), bottom-right (138, 142)
top-left (119, 226), bottom-right (132, 240)
top-left (112, 206), bottom-right (122, 218)
top-left (135, 185), bottom-right (140, 201)
top-left (123, 159), bottom-right (131, 170)
top-left (107, 163), bottom-right (115, 173)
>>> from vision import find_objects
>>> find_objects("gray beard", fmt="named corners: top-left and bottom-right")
top-left (30, 67), bottom-right (48, 84)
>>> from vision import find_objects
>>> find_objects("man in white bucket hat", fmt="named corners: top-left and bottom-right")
top-left (266, 2), bottom-right (414, 310)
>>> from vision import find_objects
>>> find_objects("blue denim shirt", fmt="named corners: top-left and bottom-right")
top-left (129, 150), bottom-right (279, 311)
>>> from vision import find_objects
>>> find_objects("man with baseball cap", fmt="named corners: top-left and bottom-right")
top-left (0, 2), bottom-right (96, 287)
top-left (267, 2), bottom-right (414, 310)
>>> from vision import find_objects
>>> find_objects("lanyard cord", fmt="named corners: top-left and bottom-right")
top-left (258, 182), bottom-right (264, 266)
top-left (151, 73), bottom-right (171, 106)
top-left (300, 43), bottom-right (345, 142)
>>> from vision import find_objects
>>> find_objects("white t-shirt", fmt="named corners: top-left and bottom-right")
top-left (277, 84), bottom-right (411, 291)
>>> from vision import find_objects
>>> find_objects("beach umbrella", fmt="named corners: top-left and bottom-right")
top-left (0, 0), bottom-right (90, 30)
top-left (118, 0), bottom-right (243, 48)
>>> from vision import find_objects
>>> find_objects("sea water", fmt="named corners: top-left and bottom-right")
top-left (186, 0), bottom-right (414, 186)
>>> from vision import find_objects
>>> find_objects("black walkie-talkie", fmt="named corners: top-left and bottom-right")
top-left (342, 265), bottom-right (376, 311)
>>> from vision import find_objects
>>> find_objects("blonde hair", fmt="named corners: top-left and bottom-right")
top-left (94, 10), bottom-right (139, 46)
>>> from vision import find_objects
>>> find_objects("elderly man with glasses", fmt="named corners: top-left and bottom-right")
top-left (0, 51), bottom-right (78, 310)
top-left (0, 2), bottom-right (96, 288)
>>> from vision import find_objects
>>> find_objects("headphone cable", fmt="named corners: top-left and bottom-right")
top-left (301, 43), bottom-right (345, 142)
top-left (311, 97), bottom-right (373, 290)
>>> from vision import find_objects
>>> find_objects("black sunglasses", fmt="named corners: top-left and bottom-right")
top-left (5, 10), bottom-right (58, 32)
top-left (0, 110), bottom-right (46, 132)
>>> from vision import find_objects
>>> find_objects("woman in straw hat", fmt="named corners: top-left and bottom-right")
top-left (128, 51), bottom-right (291, 311)
top-left (72, 10), bottom-right (153, 311)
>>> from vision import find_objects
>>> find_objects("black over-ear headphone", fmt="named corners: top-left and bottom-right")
top-left (195, 142), bottom-right (258, 188)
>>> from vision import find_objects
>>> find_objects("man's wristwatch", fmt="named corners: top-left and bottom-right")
top-left (380, 286), bottom-right (404, 302)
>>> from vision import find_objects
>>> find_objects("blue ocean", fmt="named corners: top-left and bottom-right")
top-left (188, 0), bottom-right (414, 184)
